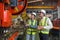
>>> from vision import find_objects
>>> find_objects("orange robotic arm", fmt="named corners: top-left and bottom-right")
top-left (0, 0), bottom-right (27, 27)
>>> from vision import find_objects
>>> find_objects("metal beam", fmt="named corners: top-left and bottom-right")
top-left (27, 0), bottom-right (42, 3)
top-left (27, 6), bottom-right (55, 9)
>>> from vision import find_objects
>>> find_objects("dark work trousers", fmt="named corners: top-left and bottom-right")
top-left (39, 33), bottom-right (49, 40)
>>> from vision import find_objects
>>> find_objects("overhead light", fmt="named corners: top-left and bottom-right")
top-left (28, 0), bottom-right (42, 3)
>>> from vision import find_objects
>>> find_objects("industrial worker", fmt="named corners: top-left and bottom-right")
top-left (38, 9), bottom-right (53, 40)
top-left (26, 12), bottom-right (37, 40)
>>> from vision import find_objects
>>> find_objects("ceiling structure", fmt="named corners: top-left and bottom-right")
top-left (27, 0), bottom-right (58, 6)
top-left (27, 0), bottom-right (58, 3)
top-left (27, 0), bottom-right (60, 10)
top-left (27, 0), bottom-right (59, 13)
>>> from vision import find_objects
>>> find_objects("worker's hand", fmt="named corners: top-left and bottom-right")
top-left (38, 26), bottom-right (44, 30)
top-left (37, 26), bottom-right (40, 30)
top-left (40, 26), bottom-right (44, 30)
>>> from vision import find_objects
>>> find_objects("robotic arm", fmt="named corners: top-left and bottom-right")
top-left (0, 0), bottom-right (27, 27)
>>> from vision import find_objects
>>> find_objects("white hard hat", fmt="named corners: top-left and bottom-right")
top-left (32, 12), bottom-right (36, 16)
top-left (40, 9), bottom-right (46, 15)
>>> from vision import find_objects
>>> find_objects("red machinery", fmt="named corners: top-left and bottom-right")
top-left (0, 0), bottom-right (27, 27)
top-left (0, 0), bottom-right (27, 40)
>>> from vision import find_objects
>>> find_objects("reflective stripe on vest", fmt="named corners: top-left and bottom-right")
top-left (27, 19), bottom-right (37, 35)
top-left (39, 17), bottom-right (49, 34)
top-left (27, 28), bottom-right (36, 35)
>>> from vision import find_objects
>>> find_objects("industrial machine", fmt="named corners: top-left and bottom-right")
top-left (0, 0), bottom-right (27, 40)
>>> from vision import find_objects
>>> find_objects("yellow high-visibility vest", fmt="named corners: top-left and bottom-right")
top-left (29, 20), bottom-right (36, 26)
top-left (27, 19), bottom-right (37, 35)
top-left (39, 17), bottom-right (49, 34)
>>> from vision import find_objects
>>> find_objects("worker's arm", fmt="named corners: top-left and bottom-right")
top-left (44, 18), bottom-right (53, 30)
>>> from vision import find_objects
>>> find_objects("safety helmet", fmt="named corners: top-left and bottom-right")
top-left (32, 12), bottom-right (36, 16)
top-left (40, 9), bottom-right (46, 15)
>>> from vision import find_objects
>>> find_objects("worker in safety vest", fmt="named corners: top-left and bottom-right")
top-left (26, 12), bottom-right (37, 40)
top-left (38, 9), bottom-right (53, 40)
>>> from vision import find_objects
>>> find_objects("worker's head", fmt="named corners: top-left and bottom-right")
top-left (39, 9), bottom-right (46, 18)
top-left (31, 12), bottom-right (36, 20)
